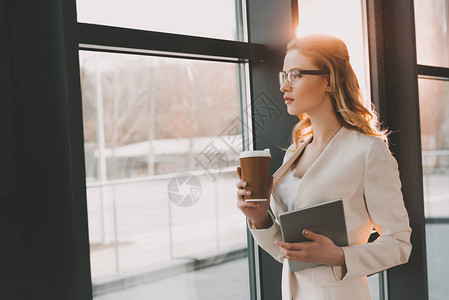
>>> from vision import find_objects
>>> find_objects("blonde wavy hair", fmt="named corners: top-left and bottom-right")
top-left (283, 34), bottom-right (390, 153)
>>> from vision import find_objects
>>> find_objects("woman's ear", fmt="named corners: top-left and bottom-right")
top-left (325, 77), bottom-right (332, 93)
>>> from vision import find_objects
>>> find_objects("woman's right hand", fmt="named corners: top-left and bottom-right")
top-left (236, 166), bottom-right (274, 228)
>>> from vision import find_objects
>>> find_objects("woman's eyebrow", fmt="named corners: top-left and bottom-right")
top-left (281, 68), bottom-right (297, 73)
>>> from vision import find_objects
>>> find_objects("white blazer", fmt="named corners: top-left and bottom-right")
top-left (248, 126), bottom-right (412, 300)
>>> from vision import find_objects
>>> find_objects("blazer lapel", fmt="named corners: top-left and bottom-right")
top-left (272, 136), bottom-right (313, 190)
top-left (293, 126), bottom-right (347, 209)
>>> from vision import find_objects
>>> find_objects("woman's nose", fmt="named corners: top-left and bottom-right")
top-left (280, 80), bottom-right (291, 93)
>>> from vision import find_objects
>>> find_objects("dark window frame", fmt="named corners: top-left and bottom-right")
top-left (77, 1), bottom-right (266, 299)
top-left (78, 23), bottom-right (264, 63)
top-left (365, 0), bottom-right (449, 299)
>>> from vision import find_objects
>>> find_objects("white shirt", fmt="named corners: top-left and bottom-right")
top-left (274, 167), bottom-right (302, 212)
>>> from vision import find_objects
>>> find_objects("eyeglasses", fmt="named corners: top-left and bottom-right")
top-left (279, 69), bottom-right (328, 88)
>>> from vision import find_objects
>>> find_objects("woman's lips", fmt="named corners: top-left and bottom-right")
top-left (284, 97), bottom-right (295, 104)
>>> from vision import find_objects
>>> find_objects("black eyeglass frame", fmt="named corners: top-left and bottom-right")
top-left (279, 68), bottom-right (329, 87)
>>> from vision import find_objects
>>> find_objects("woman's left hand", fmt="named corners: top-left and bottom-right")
top-left (275, 229), bottom-right (345, 267)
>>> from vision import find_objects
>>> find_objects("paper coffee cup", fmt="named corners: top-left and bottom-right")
top-left (238, 148), bottom-right (271, 202)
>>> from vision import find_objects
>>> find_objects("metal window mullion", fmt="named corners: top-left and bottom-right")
top-left (78, 44), bottom-right (248, 64)
top-left (78, 23), bottom-right (264, 63)
top-left (417, 65), bottom-right (449, 80)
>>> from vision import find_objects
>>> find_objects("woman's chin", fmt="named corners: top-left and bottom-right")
top-left (286, 106), bottom-right (303, 115)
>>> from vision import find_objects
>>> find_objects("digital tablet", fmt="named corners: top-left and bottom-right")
top-left (278, 198), bottom-right (348, 272)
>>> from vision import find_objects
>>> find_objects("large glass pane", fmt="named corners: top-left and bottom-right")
top-left (418, 78), bottom-right (449, 299)
top-left (76, 0), bottom-right (243, 41)
top-left (79, 50), bottom-right (250, 299)
top-left (297, 1), bottom-right (382, 298)
top-left (297, 0), bottom-right (371, 108)
top-left (414, 0), bottom-right (449, 68)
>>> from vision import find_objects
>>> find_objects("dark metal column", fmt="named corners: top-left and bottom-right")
top-left (367, 0), bottom-right (429, 299)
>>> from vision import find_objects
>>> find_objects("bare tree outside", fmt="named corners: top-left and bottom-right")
top-left (80, 51), bottom-right (241, 180)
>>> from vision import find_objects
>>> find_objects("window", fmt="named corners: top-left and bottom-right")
top-left (76, 0), bottom-right (243, 41)
top-left (418, 78), bottom-right (449, 299)
top-left (297, 0), bottom-right (371, 107)
top-left (415, 0), bottom-right (449, 298)
top-left (414, 0), bottom-right (449, 68)
top-left (77, 2), bottom-right (263, 298)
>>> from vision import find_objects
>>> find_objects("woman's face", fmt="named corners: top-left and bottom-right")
top-left (280, 50), bottom-right (331, 116)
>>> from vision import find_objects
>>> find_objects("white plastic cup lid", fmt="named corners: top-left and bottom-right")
top-left (239, 148), bottom-right (271, 158)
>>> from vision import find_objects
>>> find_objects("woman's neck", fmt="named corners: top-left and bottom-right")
top-left (308, 114), bottom-right (342, 146)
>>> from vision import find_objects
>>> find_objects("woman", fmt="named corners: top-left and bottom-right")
top-left (235, 34), bottom-right (412, 300)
